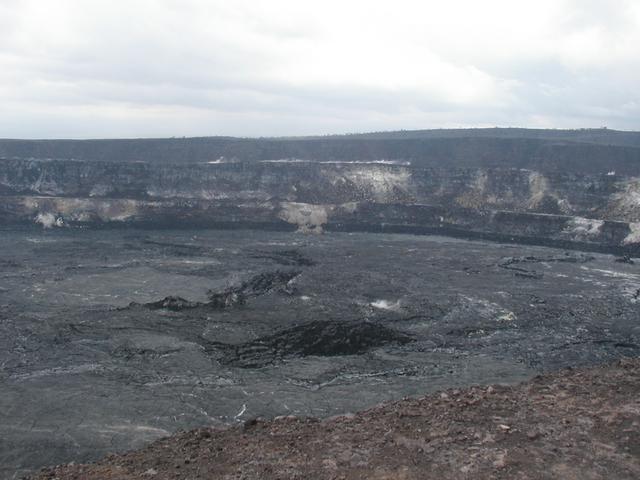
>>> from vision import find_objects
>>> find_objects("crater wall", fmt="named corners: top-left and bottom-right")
top-left (2, 129), bottom-right (640, 253)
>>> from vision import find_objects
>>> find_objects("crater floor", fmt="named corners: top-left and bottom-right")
top-left (27, 359), bottom-right (640, 480)
top-left (1, 228), bottom-right (639, 477)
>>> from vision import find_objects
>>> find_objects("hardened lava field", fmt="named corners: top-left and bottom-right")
top-left (1, 227), bottom-right (640, 476)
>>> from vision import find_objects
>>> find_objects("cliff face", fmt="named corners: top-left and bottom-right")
top-left (2, 129), bottom-right (640, 253)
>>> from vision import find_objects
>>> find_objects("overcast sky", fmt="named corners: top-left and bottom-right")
top-left (0, 0), bottom-right (639, 138)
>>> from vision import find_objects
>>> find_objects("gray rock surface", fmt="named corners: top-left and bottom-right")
top-left (1, 228), bottom-right (639, 477)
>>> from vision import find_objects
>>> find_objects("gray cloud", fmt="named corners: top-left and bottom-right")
top-left (0, 0), bottom-right (638, 138)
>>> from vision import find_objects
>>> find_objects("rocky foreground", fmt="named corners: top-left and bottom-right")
top-left (29, 358), bottom-right (640, 480)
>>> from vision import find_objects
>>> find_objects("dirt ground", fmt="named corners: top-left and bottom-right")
top-left (28, 358), bottom-right (640, 480)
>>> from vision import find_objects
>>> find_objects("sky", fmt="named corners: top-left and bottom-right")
top-left (0, 0), bottom-right (639, 138)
